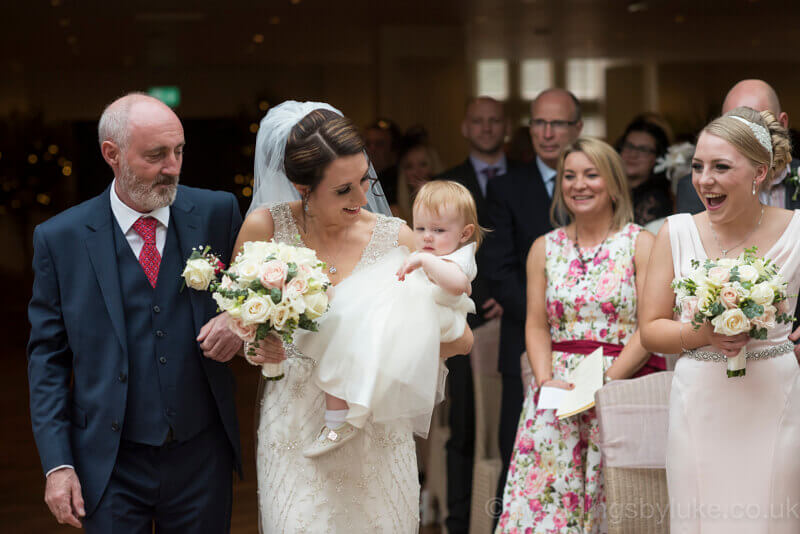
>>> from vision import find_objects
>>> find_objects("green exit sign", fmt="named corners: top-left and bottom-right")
top-left (148, 86), bottom-right (181, 108)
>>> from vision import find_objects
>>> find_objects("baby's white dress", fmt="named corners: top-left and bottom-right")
top-left (296, 243), bottom-right (477, 437)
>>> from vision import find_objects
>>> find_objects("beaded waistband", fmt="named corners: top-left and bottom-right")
top-left (682, 341), bottom-right (795, 363)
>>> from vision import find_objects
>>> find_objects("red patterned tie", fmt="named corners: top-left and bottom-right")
top-left (132, 217), bottom-right (161, 288)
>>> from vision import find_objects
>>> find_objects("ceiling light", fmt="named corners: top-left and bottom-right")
top-left (627, 2), bottom-right (648, 13)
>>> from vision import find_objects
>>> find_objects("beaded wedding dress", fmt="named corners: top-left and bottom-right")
top-left (255, 203), bottom-right (420, 533)
top-left (666, 211), bottom-right (800, 534)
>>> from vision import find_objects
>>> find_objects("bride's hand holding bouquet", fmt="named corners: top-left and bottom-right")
top-left (182, 240), bottom-right (331, 380)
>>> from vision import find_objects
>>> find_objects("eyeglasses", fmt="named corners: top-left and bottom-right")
top-left (530, 118), bottom-right (580, 132)
top-left (621, 141), bottom-right (657, 156)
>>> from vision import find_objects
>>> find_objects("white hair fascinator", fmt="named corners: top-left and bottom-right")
top-left (730, 115), bottom-right (773, 165)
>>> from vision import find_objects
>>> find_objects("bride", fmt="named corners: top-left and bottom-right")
top-left (232, 101), bottom-right (473, 532)
top-left (641, 106), bottom-right (800, 533)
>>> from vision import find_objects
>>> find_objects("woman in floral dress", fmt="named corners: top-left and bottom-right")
top-left (496, 138), bottom-right (655, 533)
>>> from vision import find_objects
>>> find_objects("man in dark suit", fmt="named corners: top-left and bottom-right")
top-left (482, 88), bottom-right (583, 513)
top-left (27, 93), bottom-right (243, 532)
top-left (435, 96), bottom-right (510, 533)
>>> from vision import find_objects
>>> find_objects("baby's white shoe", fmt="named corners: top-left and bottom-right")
top-left (302, 423), bottom-right (359, 458)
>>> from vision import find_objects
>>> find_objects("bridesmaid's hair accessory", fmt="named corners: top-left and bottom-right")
top-left (730, 116), bottom-right (773, 163)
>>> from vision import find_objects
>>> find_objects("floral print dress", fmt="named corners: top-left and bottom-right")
top-left (496, 223), bottom-right (643, 534)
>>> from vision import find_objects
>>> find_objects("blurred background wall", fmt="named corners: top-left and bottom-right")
top-left (2, 0), bottom-right (798, 276)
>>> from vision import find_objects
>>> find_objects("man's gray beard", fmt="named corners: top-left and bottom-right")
top-left (118, 161), bottom-right (179, 212)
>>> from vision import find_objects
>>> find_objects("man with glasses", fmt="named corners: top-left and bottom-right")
top-left (482, 88), bottom-right (582, 519)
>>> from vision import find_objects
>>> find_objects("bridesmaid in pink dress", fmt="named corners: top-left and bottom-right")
top-left (642, 106), bottom-right (800, 533)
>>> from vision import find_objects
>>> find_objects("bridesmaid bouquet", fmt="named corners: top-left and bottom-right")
top-left (672, 247), bottom-right (795, 377)
top-left (182, 241), bottom-right (331, 380)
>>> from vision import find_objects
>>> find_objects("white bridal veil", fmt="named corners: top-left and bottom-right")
top-left (249, 100), bottom-right (392, 216)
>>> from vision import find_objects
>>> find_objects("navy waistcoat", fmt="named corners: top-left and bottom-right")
top-left (114, 219), bottom-right (217, 445)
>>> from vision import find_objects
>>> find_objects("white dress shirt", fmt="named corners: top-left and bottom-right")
top-left (45, 181), bottom-right (171, 478)
top-left (109, 179), bottom-right (170, 258)
top-left (536, 156), bottom-right (557, 198)
top-left (759, 164), bottom-right (791, 208)
top-left (470, 154), bottom-right (508, 197)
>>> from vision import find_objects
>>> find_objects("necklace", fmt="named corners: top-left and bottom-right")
top-left (302, 220), bottom-right (350, 275)
top-left (573, 223), bottom-right (612, 275)
top-left (708, 205), bottom-right (764, 257)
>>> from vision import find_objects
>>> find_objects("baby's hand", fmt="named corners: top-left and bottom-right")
top-left (396, 253), bottom-right (426, 281)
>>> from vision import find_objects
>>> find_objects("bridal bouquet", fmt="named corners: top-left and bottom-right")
top-left (672, 247), bottom-right (795, 377)
top-left (182, 241), bottom-right (331, 380)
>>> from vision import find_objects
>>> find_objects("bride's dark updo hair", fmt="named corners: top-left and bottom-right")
top-left (284, 109), bottom-right (366, 191)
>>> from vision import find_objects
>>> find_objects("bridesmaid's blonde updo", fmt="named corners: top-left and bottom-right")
top-left (702, 106), bottom-right (793, 190)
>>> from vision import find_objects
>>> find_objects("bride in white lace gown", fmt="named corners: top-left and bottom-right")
top-left (233, 102), bottom-right (472, 533)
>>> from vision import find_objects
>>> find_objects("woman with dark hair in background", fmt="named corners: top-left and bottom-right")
top-left (617, 117), bottom-right (673, 225)
top-left (393, 126), bottom-right (444, 223)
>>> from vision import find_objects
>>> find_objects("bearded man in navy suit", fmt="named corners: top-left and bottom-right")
top-left (27, 93), bottom-right (243, 532)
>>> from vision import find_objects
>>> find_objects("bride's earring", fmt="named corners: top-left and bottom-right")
top-left (752, 179), bottom-right (757, 196)
top-left (301, 191), bottom-right (310, 232)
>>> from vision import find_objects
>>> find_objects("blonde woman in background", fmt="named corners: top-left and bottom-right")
top-left (394, 127), bottom-right (444, 223)
top-left (496, 137), bottom-right (655, 533)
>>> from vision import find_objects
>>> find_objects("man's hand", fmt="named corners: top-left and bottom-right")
top-left (45, 468), bottom-right (84, 528)
top-left (197, 313), bottom-right (242, 362)
top-left (790, 326), bottom-right (800, 362)
top-left (481, 298), bottom-right (503, 320)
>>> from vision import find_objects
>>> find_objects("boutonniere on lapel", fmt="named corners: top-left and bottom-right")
top-left (785, 167), bottom-right (800, 201)
top-left (181, 245), bottom-right (225, 292)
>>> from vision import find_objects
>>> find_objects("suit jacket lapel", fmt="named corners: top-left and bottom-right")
top-left (460, 160), bottom-right (491, 218)
top-left (460, 160), bottom-right (483, 198)
top-left (84, 188), bottom-right (128, 357)
top-left (785, 161), bottom-right (800, 209)
top-left (170, 191), bottom-right (206, 334)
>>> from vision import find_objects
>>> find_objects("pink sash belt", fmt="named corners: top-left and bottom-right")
top-left (550, 340), bottom-right (666, 377)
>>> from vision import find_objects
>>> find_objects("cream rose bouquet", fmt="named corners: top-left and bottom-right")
top-left (672, 247), bottom-right (795, 377)
top-left (182, 240), bottom-right (330, 380)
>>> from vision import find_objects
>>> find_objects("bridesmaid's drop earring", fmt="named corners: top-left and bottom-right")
top-left (752, 180), bottom-right (757, 196)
